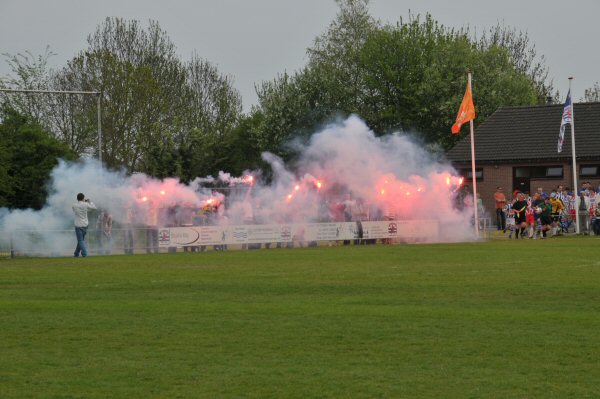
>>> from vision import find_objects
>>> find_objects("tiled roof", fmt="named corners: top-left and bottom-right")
top-left (446, 102), bottom-right (600, 163)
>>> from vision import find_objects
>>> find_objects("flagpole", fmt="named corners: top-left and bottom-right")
top-left (568, 77), bottom-right (580, 234)
top-left (468, 72), bottom-right (479, 238)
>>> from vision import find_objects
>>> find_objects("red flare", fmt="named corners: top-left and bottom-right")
top-left (316, 181), bottom-right (322, 189)
top-left (458, 177), bottom-right (464, 186)
top-left (294, 185), bottom-right (300, 191)
top-left (446, 176), bottom-right (451, 185)
top-left (160, 190), bottom-right (166, 196)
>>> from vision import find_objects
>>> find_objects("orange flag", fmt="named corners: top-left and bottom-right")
top-left (451, 82), bottom-right (475, 134)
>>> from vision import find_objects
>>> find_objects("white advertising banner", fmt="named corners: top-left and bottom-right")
top-left (158, 220), bottom-right (439, 247)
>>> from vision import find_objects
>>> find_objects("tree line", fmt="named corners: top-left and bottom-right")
top-left (2, 0), bottom-right (596, 209)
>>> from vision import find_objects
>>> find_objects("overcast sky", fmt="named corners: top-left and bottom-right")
top-left (1, 0), bottom-right (599, 111)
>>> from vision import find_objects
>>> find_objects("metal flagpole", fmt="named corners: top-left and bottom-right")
top-left (468, 72), bottom-right (479, 238)
top-left (568, 77), bottom-right (580, 234)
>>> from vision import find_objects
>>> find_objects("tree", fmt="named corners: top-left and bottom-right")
top-left (0, 48), bottom-right (56, 125)
top-left (53, 18), bottom-right (190, 172)
top-left (0, 49), bottom-right (103, 158)
top-left (0, 107), bottom-right (76, 209)
top-left (582, 82), bottom-right (600, 102)
top-left (176, 53), bottom-right (243, 180)
top-left (477, 23), bottom-right (556, 103)
top-left (307, 0), bottom-right (377, 112)
top-left (359, 15), bottom-right (544, 148)
top-left (0, 135), bottom-right (11, 208)
top-left (250, 0), bottom-right (378, 161)
top-left (250, 6), bottom-right (554, 156)
top-left (251, 71), bottom-right (311, 157)
top-left (3, 18), bottom-right (243, 180)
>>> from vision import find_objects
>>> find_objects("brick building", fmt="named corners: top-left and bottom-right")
top-left (446, 102), bottom-right (600, 213)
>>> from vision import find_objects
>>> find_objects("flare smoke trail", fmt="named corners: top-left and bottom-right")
top-left (0, 115), bottom-right (475, 256)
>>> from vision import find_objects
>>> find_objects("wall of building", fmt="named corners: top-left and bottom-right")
top-left (477, 165), bottom-right (512, 216)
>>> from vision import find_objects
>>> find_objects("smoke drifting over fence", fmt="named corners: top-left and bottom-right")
top-left (0, 115), bottom-right (475, 256)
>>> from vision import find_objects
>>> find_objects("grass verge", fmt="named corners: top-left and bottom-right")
top-left (1, 238), bottom-right (599, 398)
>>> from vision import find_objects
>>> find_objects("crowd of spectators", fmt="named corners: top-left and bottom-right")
top-left (494, 182), bottom-right (600, 239)
top-left (88, 186), bottom-right (425, 254)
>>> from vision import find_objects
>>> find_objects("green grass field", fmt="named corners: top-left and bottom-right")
top-left (1, 237), bottom-right (599, 398)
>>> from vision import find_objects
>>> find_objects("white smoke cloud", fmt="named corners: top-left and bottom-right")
top-left (0, 115), bottom-right (475, 256)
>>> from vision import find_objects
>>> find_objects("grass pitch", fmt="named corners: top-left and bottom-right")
top-left (1, 238), bottom-right (599, 398)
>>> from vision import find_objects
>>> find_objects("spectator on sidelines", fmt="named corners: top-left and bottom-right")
top-left (588, 187), bottom-right (597, 210)
top-left (512, 188), bottom-right (520, 201)
top-left (564, 188), bottom-right (576, 223)
top-left (536, 186), bottom-right (546, 199)
top-left (342, 192), bottom-right (356, 245)
top-left (216, 200), bottom-right (229, 251)
top-left (505, 202), bottom-right (515, 239)
top-left (241, 197), bottom-right (255, 249)
top-left (101, 211), bottom-right (113, 254)
top-left (494, 187), bottom-right (507, 232)
top-left (145, 201), bottom-right (159, 254)
top-left (525, 202), bottom-right (535, 239)
top-left (556, 185), bottom-right (568, 204)
top-left (591, 206), bottom-right (600, 236)
top-left (95, 209), bottom-right (105, 254)
top-left (576, 191), bottom-right (591, 234)
top-left (540, 197), bottom-right (553, 238)
top-left (512, 192), bottom-right (528, 239)
top-left (549, 192), bottom-right (565, 236)
top-left (531, 193), bottom-right (544, 239)
top-left (123, 202), bottom-right (135, 255)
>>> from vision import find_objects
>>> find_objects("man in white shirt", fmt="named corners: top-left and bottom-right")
top-left (72, 193), bottom-right (97, 257)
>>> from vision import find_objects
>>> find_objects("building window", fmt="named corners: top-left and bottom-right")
top-left (545, 167), bottom-right (563, 177)
top-left (459, 168), bottom-right (483, 181)
top-left (580, 165), bottom-right (599, 177)
top-left (514, 166), bottom-right (563, 179)
top-left (515, 167), bottom-right (530, 178)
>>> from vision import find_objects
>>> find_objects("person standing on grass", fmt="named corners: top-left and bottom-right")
top-left (72, 193), bottom-right (96, 257)
top-left (592, 205), bottom-right (600, 236)
top-left (525, 202), bottom-right (535, 239)
top-left (512, 192), bottom-right (528, 239)
top-left (123, 202), bottom-right (135, 255)
top-left (102, 211), bottom-right (113, 254)
top-left (540, 197), bottom-right (553, 238)
top-left (549, 192), bottom-right (565, 236)
top-left (342, 192), bottom-right (356, 245)
top-left (505, 203), bottom-right (515, 239)
top-left (531, 193), bottom-right (544, 239)
top-left (494, 186), bottom-right (507, 232)
top-left (576, 191), bottom-right (591, 235)
top-left (145, 201), bottom-right (159, 254)
top-left (95, 209), bottom-right (105, 254)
